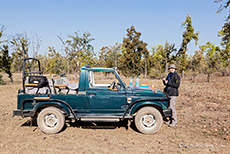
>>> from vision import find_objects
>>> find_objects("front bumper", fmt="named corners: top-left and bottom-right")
top-left (13, 110), bottom-right (35, 117)
top-left (163, 109), bottom-right (172, 117)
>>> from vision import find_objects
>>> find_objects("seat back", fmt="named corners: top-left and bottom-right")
top-left (28, 76), bottom-right (49, 88)
top-left (24, 75), bottom-right (51, 94)
top-left (54, 77), bottom-right (68, 86)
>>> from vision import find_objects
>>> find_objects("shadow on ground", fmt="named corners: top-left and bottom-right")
top-left (21, 119), bottom-right (139, 133)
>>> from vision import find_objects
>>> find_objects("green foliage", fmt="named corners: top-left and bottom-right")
top-left (59, 31), bottom-right (95, 78)
top-left (0, 45), bottom-right (13, 81)
top-left (98, 42), bottom-right (121, 68)
top-left (0, 74), bottom-right (6, 85)
top-left (190, 49), bottom-right (206, 73)
top-left (35, 54), bottom-right (49, 73)
top-left (11, 34), bottom-right (29, 72)
top-left (177, 14), bottom-right (199, 72)
top-left (151, 44), bottom-right (165, 75)
top-left (68, 31), bottom-right (95, 66)
top-left (200, 42), bottom-right (221, 73)
top-left (11, 35), bottom-right (29, 58)
top-left (46, 46), bottom-right (65, 74)
top-left (1, 10), bottom-right (228, 80)
top-left (149, 42), bottom-right (176, 77)
top-left (0, 28), bottom-right (13, 84)
top-left (218, 22), bottom-right (230, 74)
top-left (215, 0), bottom-right (230, 75)
top-left (148, 68), bottom-right (163, 79)
top-left (120, 25), bottom-right (148, 77)
top-left (99, 46), bottom-right (111, 67)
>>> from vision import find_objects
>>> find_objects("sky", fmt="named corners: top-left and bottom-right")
top-left (1, 0), bottom-right (229, 57)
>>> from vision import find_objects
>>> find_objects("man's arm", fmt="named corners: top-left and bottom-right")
top-left (163, 78), bottom-right (167, 85)
top-left (167, 74), bottom-right (180, 88)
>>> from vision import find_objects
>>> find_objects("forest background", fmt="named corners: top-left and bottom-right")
top-left (0, 0), bottom-right (230, 84)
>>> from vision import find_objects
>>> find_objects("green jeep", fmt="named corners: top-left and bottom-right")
top-left (13, 58), bottom-right (171, 134)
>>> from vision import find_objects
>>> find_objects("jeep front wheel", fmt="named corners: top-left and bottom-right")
top-left (37, 107), bottom-right (65, 134)
top-left (134, 107), bottom-right (163, 134)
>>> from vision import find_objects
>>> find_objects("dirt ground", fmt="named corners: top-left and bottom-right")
top-left (0, 73), bottom-right (229, 154)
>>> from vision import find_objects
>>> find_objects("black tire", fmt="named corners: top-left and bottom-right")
top-left (134, 107), bottom-right (163, 134)
top-left (37, 107), bottom-right (65, 134)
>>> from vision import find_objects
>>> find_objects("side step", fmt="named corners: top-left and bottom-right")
top-left (73, 114), bottom-right (132, 120)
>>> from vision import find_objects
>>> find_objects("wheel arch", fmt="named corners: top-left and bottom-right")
top-left (34, 102), bottom-right (70, 116)
top-left (30, 99), bottom-right (77, 119)
top-left (131, 103), bottom-right (164, 117)
top-left (122, 98), bottom-right (169, 120)
top-left (19, 98), bottom-right (76, 119)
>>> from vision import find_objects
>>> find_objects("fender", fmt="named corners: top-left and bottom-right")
top-left (34, 101), bottom-right (70, 114)
top-left (130, 101), bottom-right (166, 115)
top-left (122, 98), bottom-right (170, 119)
top-left (20, 98), bottom-right (77, 119)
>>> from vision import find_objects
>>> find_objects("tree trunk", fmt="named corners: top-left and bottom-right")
top-left (144, 57), bottom-right (147, 78)
top-left (115, 51), bottom-right (117, 67)
top-left (74, 73), bottom-right (77, 81)
top-left (101, 72), bottom-right (103, 80)
top-left (227, 66), bottom-right (229, 76)
top-left (165, 63), bottom-right (168, 75)
top-left (207, 72), bottom-right (210, 82)
top-left (226, 58), bottom-right (229, 76)
top-left (165, 52), bottom-right (168, 75)
top-left (77, 60), bottom-right (80, 78)
top-left (159, 67), bottom-right (162, 79)
top-left (182, 70), bottom-right (184, 79)
top-left (10, 77), bottom-right (14, 84)
top-left (67, 59), bottom-right (70, 80)
top-left (133, 60), bottom-right (135, 77)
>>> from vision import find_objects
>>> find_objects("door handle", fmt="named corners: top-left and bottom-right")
top-left (89, 93), bottom-right (96, 98)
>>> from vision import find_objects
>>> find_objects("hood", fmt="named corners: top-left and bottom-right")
top-left (132, 86), bottom-right (167, 98)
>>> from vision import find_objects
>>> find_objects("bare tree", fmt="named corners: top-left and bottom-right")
top-left (57, 34), bottom-right (70, 79)
top-left (31, 33), bottom-right (42, 58)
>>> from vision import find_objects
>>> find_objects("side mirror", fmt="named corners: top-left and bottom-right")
top-left (18, 89), bottom-right (24, 94)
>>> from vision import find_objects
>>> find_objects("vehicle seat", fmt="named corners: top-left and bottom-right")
top-left (25, 76), bottom-right (51, 94)
top-left (53, 77), bottom-right (78, 94)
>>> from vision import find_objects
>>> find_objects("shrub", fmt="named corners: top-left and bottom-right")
top-left (0, 74), bottom-right (6, 85)
top-left (149, 68), bottom-right (164, 79)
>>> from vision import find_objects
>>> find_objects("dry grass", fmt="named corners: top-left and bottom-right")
top-left (0, 72), bottom-right (229, 153)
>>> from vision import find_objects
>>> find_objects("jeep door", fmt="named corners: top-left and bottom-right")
top-left (86, 70), bottom-right (127, 114)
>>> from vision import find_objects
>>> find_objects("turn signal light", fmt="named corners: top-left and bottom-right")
top-left (152, 84), bottom-right (155, 89)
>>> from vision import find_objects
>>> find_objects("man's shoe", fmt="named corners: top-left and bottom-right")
top-left (164, 121), bottom-right (171, 125)
top-left (169, 123), bottom-right (177, 127)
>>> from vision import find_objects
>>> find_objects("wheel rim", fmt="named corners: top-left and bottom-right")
top-left (44, 114), bottom-right (58, 127)
top-left (141, 114), bottom-right (156, 128)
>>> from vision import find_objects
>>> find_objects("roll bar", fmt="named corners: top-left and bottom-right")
top-left (22, 58), bottom-right (42, 93)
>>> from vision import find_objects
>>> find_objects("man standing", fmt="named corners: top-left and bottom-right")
top-left (163, 64), bottom-right (181, 127)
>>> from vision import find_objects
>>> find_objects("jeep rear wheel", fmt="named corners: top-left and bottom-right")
top-left (134, 107), bottom-right (163, 134)
top-left (37, 107), bottom-right (65, 134)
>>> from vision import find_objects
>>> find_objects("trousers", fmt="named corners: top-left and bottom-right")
top-left (170, 96), bottom-right (177, 124)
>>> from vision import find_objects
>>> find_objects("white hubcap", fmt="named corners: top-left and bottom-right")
top-left (44, 114), bottom-right (58, 127)
top-left (141, 114), bottom-right (155, 127)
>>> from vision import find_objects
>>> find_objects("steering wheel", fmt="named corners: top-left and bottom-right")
top-left (110, 81), bottom-right (116, 89)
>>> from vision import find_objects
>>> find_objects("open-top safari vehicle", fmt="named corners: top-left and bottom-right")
top-left (13, 58), bottom-right (172, 134)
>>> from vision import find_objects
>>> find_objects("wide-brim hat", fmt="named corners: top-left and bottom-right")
top-left (168, 64), bottom-right (177, 70)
